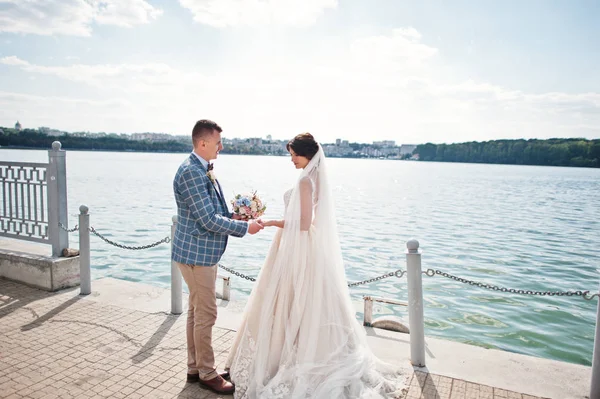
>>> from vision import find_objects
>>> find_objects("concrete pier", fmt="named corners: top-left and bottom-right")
top-left (0, 276), bottom-right (590, 398)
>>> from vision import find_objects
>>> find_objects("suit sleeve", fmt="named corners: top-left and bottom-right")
top-left (179, 168), bottom-right (247, 237)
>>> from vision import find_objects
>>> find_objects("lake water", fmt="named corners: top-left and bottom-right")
top-left (2, 148), bottom-right (599, 366)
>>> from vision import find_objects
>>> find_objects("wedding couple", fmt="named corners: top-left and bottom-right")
top-left (172, 119), bottom-right (404, 398)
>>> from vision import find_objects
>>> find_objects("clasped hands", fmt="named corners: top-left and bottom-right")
top-left (232, 214), bottom-right (281, 234)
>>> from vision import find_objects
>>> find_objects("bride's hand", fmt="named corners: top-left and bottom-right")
top-left (262, 220), bottom-right (284, 228)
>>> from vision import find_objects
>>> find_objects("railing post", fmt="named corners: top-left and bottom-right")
top-left (406, 239), bottom-right (425, 367)
top-left (591, 279), bottom-right (600, 399)
top-left (79, 205), bottom-right (91, 295)
top-left (171, 215), bottom-right (183, 315)
top-left (363, 296), bottom-right (373, 327)
top-left (47, 141), bottom-right (68, 257)
top-left (222, 276), bottom-right (231, 301)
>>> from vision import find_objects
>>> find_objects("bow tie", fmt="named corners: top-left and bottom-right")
top-left (207, 163), bottom-right (214, 171)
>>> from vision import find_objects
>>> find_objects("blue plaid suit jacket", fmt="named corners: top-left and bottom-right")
top-left (172, 154), bottom-right (247, 266)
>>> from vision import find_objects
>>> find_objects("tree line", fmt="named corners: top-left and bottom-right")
top-left (415, 138), bottom-right (600, 168)
top-left (0, 128), bottom-right (190, 153)
top-left (2, 128), bottom-right (599, 168)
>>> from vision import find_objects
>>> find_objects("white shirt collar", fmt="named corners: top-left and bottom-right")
top-left (192, 151), bottom-right (209, 169)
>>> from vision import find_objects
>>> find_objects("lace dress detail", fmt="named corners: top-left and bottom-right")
top-left (229, 329), bottom-right (256, 398)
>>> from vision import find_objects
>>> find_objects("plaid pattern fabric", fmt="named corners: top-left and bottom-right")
top-left (172, 154), bottom-right (247, 266)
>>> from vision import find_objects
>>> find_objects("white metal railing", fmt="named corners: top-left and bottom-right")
top-left (0, 141), bottom-right (68, 256)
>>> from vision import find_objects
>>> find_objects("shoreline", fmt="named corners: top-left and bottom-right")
top-left (3, 145), bottom-right (600, 168)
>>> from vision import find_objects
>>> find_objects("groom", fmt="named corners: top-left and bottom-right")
top-left (172, 119), bottom-right (263, 395)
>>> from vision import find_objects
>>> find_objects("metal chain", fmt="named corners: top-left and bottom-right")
top-left (88, 226), bottom-right (170, 250)
top-left (218, 264), bottom-right (256, 282)
top-left (58, 222), bottom-right (79, 233)
top-left (217, 264), bottom-right (407, 287)
top-left (57, 218), bottom-right (600, 301)
top-left (423, 269), bottom-right (599, 301)
top-left (347, 269), bottom-right (406, 287)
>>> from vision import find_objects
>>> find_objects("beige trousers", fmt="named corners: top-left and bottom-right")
top-left (176, 262), bottom-right (218, 381)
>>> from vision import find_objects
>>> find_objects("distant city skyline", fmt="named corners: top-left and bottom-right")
top-left (2, 121), bottom-right (420, 159)
top-left (3, 121), bottom-right (416, 147)
top-left (1, 1), bottom-right (599, 144)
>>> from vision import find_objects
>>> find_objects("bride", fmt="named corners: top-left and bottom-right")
top-left (226, 133), bottom-right (405, 398)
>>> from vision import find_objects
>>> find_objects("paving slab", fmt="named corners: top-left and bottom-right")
top-left (1, 278), bottom-right (580, 398)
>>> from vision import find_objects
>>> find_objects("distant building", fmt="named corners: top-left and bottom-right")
top-left (130, 133), bottom-right (171, 142)
top-left (266, 135), bottom-right (272, 141)
top-left (15, 121), bottom-right (22, 131)
top-left (373, 140), bottom-right (395, 147)
top-left (248, 138), bottom-right (263, 146)
top-left (323, 141), bottom-right (353, 157)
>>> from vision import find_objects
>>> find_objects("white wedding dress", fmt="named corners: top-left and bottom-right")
top-left (226, 146), bottom-right (405, 398)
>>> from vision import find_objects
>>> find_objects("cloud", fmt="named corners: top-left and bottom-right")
top-left (0, 55), bottom-right (28, 66)
top-left (0, 56), bottom-right (202, 93)
top-left (178, 0), bottom-right (337, 28)
top-left (0, 0), bottom-right (162, 36)
top-left (1, 27), bottom-right (598, 142)
top-left (351, 28), bottom-right (438, 71)
top-left (93, 0), bottom-right (163, 27)
top-left (0, 91), bottom-right (134, 132)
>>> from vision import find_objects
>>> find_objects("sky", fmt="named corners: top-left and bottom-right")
top-left (0, 0), bottom-right (599, 145)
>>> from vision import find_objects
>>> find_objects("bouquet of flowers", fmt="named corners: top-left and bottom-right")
top-left (231, 191), bottom-right (267, 220)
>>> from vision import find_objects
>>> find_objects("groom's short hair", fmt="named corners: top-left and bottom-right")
top-left (192, 119), bottom-right (222, 145)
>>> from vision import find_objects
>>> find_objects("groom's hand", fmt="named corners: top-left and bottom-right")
top-left (248, 220), bottom-right (264, 235)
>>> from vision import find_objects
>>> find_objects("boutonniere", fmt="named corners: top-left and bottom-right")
top-left (207, 163), bottom-right (216, 183)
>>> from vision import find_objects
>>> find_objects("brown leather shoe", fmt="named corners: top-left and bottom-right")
top-left (187, 370), bottom-right (230, 382)
top-left (198, 375), bottom-right (235, 394)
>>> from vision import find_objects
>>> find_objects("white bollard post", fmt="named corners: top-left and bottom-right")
top-left (406, 239), bottom-right (426, 367)
top-left (591, 280), bottom-right (600, 399)
top-left (78, 205), bottom-right (91, 295)
top-left (171, 216), bottom-right (183, 315)
top-left (222, 276), bottom-right (231, 301)
top-left (363, 296), bottom-right (374, 327)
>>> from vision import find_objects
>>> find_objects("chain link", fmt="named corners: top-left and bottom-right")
top-left (218, 264), bottom-right (256, 282)
top-left (88, 226), bottom-right (170, 250)
top-left (424, 269), bottom-right (599, 300)
top-left (58, 222), bottom-right (79, 233)
top-left (347, 269), bottom-right (406, 287)
top-left (56, 218), bottom-right (600, 301)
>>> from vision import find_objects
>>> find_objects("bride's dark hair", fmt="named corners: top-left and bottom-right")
top-left (286, 133), bottom-right (319, 160)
